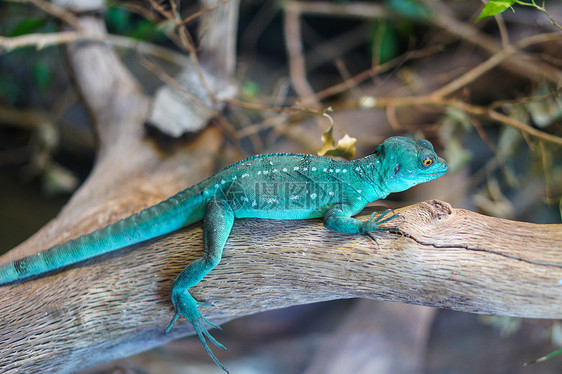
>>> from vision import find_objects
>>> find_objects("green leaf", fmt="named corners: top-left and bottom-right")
top-left (9, 17), bottom-right (47, 37)
top-left (369, 20), bottom-right (399, 64)
top-left (241, 81), bottom-right (259, 98)
top-left (385, 0), bottom-right (432, 22)
top-left (476, 0), bottom-right (516, 22)
top-left (105, 7), bottom-right (133, 35)
top-left (32, 61), bottom-right (52, 91)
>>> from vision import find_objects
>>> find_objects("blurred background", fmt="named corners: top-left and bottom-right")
top-left (0, 0), bottom-right (561, 373)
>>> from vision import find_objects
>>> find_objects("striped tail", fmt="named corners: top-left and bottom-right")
top-left (0, 186), bottom-right (206, 285)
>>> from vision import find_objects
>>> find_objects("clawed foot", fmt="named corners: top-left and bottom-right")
top-left (360, 209), bottom-right (400, 234)
top-left (166, 290), bottom-right (229, 373)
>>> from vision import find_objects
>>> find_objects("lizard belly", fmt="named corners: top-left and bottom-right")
top-left (234, 206), bottom-right (327, 220)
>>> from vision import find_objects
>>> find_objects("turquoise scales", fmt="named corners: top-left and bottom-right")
top-left (0, 136), bottom-right (448, 373)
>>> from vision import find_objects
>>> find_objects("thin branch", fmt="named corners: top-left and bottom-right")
top-left (423, 0), bottom-right (562, 84)
top-left (315, 44), bottom-right (445, 100)
top-left (285, 1), bottom-right (389, 19)
top-left (514, 0), bottom-right (562, 30)
top-left (283, 2), bottom-right (320, 108)
top-left (328, 94), bottom-right (562, 146)
top-left (430, 32), bottom-right (562, 98)
top-left (490, 87), bottom-right (562, 109)
top-left (0, 105), bottom-right (51, 129)
top-left (444, 99), bottom-right (562, 146)
top-left (139, 56), bottom-right (213, 119)
top-left (177, 0), bottom-right (231, 26)
top-left (0, 31), bottom-right (190, 65)
top-left (493, 12), bottom-right (510, 48)
top-left (147, 0), bottom-right (221, 105)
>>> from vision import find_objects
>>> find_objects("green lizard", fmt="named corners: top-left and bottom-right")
top-left (0, 136), bottom-right (447, 372)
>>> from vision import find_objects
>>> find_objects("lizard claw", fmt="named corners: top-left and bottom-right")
top-left (361, 209), bottom-right (400, 233)
top-left (166, 290), bottom-right (229, 373)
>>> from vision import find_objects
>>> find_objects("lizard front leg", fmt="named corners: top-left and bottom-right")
top-left (166, 196), bottom-right (234, 373)
top-left (323, 203), bottom-right (398, 234)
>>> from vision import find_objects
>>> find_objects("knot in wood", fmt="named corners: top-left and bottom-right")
top-left (424, 200), bottom-right (453, 220)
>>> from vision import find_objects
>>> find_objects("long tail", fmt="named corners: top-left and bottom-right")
top-left (0, 186), bottom-right (206, 285)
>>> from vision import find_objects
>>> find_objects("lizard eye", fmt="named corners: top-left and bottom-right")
top-left (393, 164), bottom-right (400, 174)
top-left (421, 156), bottom-right (434, 168)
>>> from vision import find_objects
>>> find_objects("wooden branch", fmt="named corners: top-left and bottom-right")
top-left (1, 200), bottom-right (561, 372)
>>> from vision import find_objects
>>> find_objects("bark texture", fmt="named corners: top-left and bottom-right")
top-left (1, 200), bottom-right (561, 373)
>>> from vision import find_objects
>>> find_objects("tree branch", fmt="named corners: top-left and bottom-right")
top-left (0, 200), bottom-right (560, 372)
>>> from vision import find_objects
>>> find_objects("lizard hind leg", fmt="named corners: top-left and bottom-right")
top-left (166, 196), bottom-right (234, 373)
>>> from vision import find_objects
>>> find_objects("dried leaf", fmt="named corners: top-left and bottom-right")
top-left (318, 126), bottom-right (357, 160)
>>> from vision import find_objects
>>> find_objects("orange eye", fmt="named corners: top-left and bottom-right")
top-left (422, 157), bottom-right (433, 167)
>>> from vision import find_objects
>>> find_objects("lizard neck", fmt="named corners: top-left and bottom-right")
top-left (351, 155), bottom-right (390, 202)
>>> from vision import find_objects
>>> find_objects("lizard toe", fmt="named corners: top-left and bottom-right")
top-left (166, 290), bottom-right (229, 372)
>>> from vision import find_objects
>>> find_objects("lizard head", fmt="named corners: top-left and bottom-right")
top-left (374, 136), bottom-right (448, 193)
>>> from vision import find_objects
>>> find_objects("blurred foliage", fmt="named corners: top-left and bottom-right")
top-left (0, 5), bottom-right (57, 105)
top-left (241, 81), bottom-right (260, 99)
top-left (7, 16), bottom-right (49, 37)
top-left (105, 6), bottom-right (168, 42)
top-left (0, 3), bottom-right (168, 105)
top-left (368, 19), bottom-right (399, 65)
top-left (439, 108), bottom-right (473, 172)
top-left (385, 0), bottom-right (432, 22)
